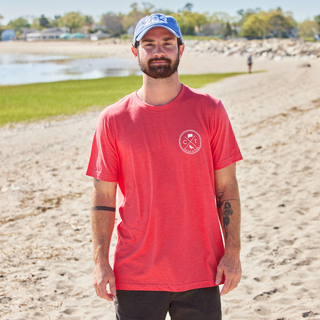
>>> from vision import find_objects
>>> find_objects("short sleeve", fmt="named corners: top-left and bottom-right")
top-left (86, 111), bottom-right (119, 182)
top-left (210, 100), bottom-right (243, 170)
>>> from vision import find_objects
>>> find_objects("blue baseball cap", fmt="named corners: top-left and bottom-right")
top-left (133, 13), bottom-right (183, 46)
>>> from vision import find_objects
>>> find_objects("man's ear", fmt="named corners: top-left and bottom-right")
top-left (131, 46), bottom-right (139, 61)
top-left (179, 43), bottom-right (185, 59)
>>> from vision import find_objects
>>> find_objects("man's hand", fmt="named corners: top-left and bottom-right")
top-left (93, 263), bottom-right (117, 301)
top-left (215, 253), bottom-right (242, 296)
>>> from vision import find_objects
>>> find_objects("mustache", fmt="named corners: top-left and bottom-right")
top-left (148, 58), bottom-right (172, 63)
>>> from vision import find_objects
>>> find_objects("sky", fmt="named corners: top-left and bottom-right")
top-left (1, 0), bottom-right (319, 25)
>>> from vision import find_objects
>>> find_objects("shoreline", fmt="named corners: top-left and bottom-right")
top-left (2, 40), bottom-right (316, 77)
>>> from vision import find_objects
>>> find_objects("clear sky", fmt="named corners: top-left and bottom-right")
top-left (1, 0), bottom-right (319, 25)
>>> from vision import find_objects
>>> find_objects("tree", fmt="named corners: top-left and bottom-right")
top-left (0, 15), bottom-right (7, 37)
top-left (8, 17), bottom-right (30, 31)
top-left (315, 15), bottom-right (320, 32)
top-left (237, 9), bottom-right (244, 17)
top-left (242, 13), bottom-right (268, 38)
top-left (240, 8), bottom-right (297, 39)
top-left (39, 14), bottom-right (50, 28)
top-left (222, 21), bottom-right (232, 37)
top-left (182, 3), bottom-right (194, 12)
top-left (85, 15), bottom-right (94, 26)
top-left (50, 15), bottom-right (61, 28)
top-left (202, 12), bottom-right (235, 37)
top-left (171, 11), bottom-right (207, 35)
top-left (122, 3), bottom-right (145, 31)
top-left (101, 12), bottom-right (123, 36)
top-left (142, 2), bottom-right (155, 14)
top-left (298, 19), bottom-right (319, 38)
top-left (31, 14), bottom-right (51, 30)
top-left (238, 9), bottom-right (256, 26)
top-left (59, 12), bottom-right (86, 33)
top-left (31, 18), bottom-right (41, 30)
top-left (211, 12), bottom-right (235, 23)
top-left (267, 8), bottom-right (296, 38)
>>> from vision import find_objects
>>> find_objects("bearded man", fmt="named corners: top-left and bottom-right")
top-left (86, 13), bottom-right (242, 320)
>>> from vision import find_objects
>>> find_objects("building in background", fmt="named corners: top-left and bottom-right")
top-left (90, 30), bottom-right (110, 41)
top-left (1, 29), bottom-right (16, 41)
top-left (25, 27), bottom-right (69, 41)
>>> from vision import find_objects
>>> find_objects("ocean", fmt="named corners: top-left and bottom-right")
top-left (0, 53), bottom-right (141, 85)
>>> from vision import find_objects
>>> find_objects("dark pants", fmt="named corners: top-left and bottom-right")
top-left (115, 286), bottom-right (221, 320)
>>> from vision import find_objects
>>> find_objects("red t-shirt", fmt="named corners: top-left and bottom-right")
top-left (86, 84), bottom-right (242, 292)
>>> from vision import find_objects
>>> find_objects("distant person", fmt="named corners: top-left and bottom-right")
top-left (86, 13), bottom-right (242, 320)
top-left (247, 54), bottom-right (253, 73)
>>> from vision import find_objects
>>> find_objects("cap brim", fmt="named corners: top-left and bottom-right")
top-left (136, 24), bottom-right (181, 42)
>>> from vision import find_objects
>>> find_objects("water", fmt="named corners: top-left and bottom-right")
top-left (0, 53), bottom-right (142, 85)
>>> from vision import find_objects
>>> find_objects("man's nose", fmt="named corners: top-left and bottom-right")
top-left (153, 44), bottom-right (165, 58)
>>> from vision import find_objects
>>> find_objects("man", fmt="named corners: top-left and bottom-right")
top-left (247, 54), bottom-right (253, 73)
top-left (86, 13), bottom-right (242, 320)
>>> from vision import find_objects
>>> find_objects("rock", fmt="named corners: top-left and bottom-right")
top-left (184, 38), bottom-right (320, 60)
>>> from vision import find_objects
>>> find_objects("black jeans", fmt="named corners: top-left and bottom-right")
top-left (115, 286), bottom-right (221, 320)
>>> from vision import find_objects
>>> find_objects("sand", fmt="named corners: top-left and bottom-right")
top-left (1, 41), bottom-right (320, 320)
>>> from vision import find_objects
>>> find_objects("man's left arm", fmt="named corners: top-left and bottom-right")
top-left (214, 163), bottom-right (242, 295)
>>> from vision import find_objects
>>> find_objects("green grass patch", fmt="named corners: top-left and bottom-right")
top-left (304, 37), bottom-right (317, 42)
top-left (180, 72), bottom-right (243, 89)
top-left (0, 72), bottom-right (244, 126)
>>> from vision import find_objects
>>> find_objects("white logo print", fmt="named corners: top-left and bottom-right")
top-left (179, 130), bottom-right (202, 154)
top-left (145, 14), bottom-right (167, 26)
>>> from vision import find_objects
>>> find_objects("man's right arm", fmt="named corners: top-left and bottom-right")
top-left (91, 178), bottom-right (117, 301)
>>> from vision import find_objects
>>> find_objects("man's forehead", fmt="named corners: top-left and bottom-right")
top-left (141, 27), bottom-right (177, 41)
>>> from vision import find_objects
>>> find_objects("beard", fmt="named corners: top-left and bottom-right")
top-left (138, 50), bottom-right (180, 79)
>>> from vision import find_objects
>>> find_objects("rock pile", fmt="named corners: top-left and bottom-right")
top-left (184, 39), bottom-right (320, 59)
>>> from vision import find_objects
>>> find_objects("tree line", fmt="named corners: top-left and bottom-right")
top-left (1, 3), bottom-right (320, 40)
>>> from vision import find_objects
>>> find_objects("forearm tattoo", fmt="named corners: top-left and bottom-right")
top-left (216, 192), bottom-right (225, 208)
top-left (91, 206), bottom-right (115, 212)
top-left (222, 202), bottom-right (233, 239)
top-left (216, 192), bottom-right (239, 208)
top-left (216, 192), bottom-right (238, 239)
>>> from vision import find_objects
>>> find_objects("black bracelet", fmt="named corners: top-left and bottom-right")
top-left (91, 206), bottom-right (115, 212)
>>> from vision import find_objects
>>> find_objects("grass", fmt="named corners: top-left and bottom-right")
top-left (304, 37), bottom-right (317, 43)
top-left (0, 72), bottom-right (244, 126)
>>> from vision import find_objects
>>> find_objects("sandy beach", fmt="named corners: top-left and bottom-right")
top-left (1, 41), bottom-right (320, 320)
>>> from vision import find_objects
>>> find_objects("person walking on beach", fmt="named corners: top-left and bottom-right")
top-left (247, 54), bottom-right (253, 73)
top-left (87, 13), bottom-right (242, 320)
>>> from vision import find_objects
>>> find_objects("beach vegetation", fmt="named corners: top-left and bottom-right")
top-left (59, 12), bottom-right (86, 33)
top-left (202, 12), bottom-right (238, 38)
top-left (240, 8), bottom-right (297, 39)
top-left (7, 17), bottom-right (30, 34)
top-left (85, 15), bottom-right (94, 26)
top-left (0, 73), bottom-right (244, 126)
top-left (50, 15), bottom-right (62, 28)
top-left (100, 13), bottom-right (123, 37)
top-left (298, 18), bottom-right (320, 39)
top-left (121, 3), bottom-right (150, 31)
top-left (2, 4), bottom-right (319, 41)
top-left (31, 15), bottom-right (51, 30)
top-left (171, 11), bottom-right (208, 35)
top-left (242, 13), bottom-right (269, 38)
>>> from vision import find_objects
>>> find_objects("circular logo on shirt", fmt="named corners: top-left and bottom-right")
top-left (179, 130), bottom-right (202, 154)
